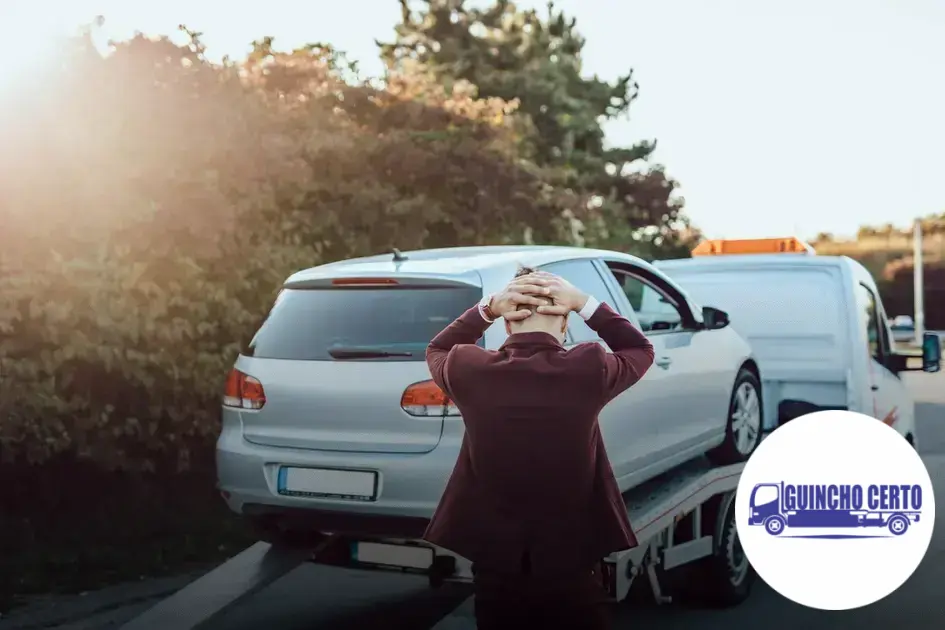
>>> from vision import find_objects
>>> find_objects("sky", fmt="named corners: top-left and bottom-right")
top-left (3, 0), bottom-right (943, 240)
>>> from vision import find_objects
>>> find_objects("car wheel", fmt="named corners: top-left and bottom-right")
top-left (708, 368), bottom-right (763, 465)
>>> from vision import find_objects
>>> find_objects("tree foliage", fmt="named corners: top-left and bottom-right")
top-left (0, 11), bottom-right (701, 470)
top-left (0, 27), bottom-right (598, 471)
top-left (379, 0), bottom-right (699, 257)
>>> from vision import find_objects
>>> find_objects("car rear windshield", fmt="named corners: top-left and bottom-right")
top-left (244, 285), bottom-right (483, 361)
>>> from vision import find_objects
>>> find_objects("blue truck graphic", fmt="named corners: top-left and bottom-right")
top-left (748, 482), bottom-right (923, 536)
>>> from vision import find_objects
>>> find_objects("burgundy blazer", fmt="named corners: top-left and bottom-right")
top-left (423, 301), bottom-right (655, 575)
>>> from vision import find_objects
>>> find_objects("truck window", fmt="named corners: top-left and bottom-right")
top-left (541, 259), bottom-right (619, 343)
top-left (754, 485), bottom-right (779, 507)
top-left (608, 268), bottom-right (686, 334)
top-left (856, 283), bottom-right (890, 362)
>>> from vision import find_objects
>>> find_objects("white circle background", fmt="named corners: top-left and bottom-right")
top-left (735, 410), bottom-right (935, 610)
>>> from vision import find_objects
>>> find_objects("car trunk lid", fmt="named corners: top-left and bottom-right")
top-left (234, 273), bottom-right (482, 454)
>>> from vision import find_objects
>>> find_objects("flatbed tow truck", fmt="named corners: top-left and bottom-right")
top-left (119, 458), bottom-right (750, 629)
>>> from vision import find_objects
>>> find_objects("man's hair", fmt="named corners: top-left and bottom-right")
top-left (512, 265), bottom-right (543, 315)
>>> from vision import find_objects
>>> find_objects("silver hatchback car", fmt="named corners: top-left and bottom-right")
top-left (216, 246), bottom-right (762, 544)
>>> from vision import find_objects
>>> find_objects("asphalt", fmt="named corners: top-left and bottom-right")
top-left (5, 372), bottom-right (944, 630)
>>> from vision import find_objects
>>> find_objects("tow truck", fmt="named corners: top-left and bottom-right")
top-left (118, 458), bottom-right (750, 629)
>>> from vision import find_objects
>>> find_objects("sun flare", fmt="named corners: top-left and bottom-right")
top-left (0, 6), bottom-right (79, 91)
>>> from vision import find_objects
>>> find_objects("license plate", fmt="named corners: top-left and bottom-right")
top-left (352, 542), bottom-right (434, 569)
top-left (277, 467), bottom-right (378, 501)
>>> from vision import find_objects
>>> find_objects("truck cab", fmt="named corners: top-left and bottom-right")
top-left (655, 237), bottom-right (941, 446)
top-left (747, 483), bottom-right (782, 528)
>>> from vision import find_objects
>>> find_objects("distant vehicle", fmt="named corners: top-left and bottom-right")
top-left (892, 315), bottom-right (915, 328)
top-left (655, 237), bottom-right (942, 450)
top-left (216, 245), bottom-right (763, 544)
top-left (890, 315), bottom-right (916, 344)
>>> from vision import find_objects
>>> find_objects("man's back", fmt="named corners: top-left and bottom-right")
top-left (423, 295), bottom-right (655, 575)
top-left (448, 336), bottom-right (606, 512)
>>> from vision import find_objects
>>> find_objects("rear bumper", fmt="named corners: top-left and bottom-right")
top-left (216, 414), bottom-right (459, 524)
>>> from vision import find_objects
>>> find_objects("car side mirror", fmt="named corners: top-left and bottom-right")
top-left (702, 306), bottom-right (730, 330)
top-left (923, 332), bottom-right (942, 373)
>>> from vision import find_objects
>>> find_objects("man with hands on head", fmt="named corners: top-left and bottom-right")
top-left (424, 266), bottom-right (655, 630)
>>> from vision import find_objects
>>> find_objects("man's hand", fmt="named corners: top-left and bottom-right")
top-left (528, 271), bottom-right (589, 316)
top-left (489, 275), bottom-right (552, 321)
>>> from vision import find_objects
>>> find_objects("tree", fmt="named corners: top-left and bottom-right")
top-left (379, 0), bottom-right (699, 258)
top-left (0, 26), bottom-right (581, 470)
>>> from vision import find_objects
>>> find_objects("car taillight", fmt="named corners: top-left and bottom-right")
top-left (223, 368), bottom-right (266, 410)
top-left (401, 380), bottom-right (459, 417)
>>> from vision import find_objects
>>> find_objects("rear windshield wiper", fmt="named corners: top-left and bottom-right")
top-left (328, 347), bottom-right (414, 359)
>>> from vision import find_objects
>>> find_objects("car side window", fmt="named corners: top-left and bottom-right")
top-left (608, 267), bottom-right (687, 334)
top-left (857, 283), bottom-right (890, 363)
top-left (540, 259), bottom-right (619, 343)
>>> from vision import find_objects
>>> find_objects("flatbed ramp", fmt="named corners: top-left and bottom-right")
top-left (120, 458), bottom-right (749, 630)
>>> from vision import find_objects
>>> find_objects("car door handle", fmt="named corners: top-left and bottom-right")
top-left (871, 385), bottom-right (879, 391)
top-left (655, 356), bottom-right (673, 369)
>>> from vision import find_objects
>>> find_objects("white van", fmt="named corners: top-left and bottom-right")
top-left (652, 237), bottom-right (942, 448)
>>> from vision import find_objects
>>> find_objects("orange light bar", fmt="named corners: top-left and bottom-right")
top-left (692, 237), bottom-right (815, 257)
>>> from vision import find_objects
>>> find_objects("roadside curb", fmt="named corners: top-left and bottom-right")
top-left (0, 573), bottom-right (202, 630)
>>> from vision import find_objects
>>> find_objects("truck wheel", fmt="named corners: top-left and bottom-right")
top-left (764, 515), bottom-right (786, 536)
top-left (887, 515), bottom-right (910, 536)
top-left (687, 492), bottom-right (755, 608)
top-left (708, 368), bottom-right (764, 465)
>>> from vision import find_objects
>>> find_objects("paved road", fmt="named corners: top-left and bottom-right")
top-left (44, 372), bottom-right (945, 629)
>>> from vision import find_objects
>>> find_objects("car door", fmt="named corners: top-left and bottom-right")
top-left (538, 257), bottom-right (685, 483)
top-left (598, 260), bottom-right (730, 467)
top-left (536, 258), bottom-right (657, 479)
top-left (855, 282), bottom-right (912, 434)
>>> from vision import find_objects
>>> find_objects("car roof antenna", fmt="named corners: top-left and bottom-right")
top-left (392, 248), bottom-right (408, 262)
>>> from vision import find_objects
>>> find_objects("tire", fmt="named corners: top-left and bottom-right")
top-left (708, 368), bottom-right (764, 465)
top-left (764, 515), bottom-right (786, 536)
top-left (888, 515), bottom-right (910, 536)
top-left (685, 493), bottom-right (755, 608)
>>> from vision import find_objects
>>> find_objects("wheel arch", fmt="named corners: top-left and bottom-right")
top-left (739, 358), bottom-right (761, 385)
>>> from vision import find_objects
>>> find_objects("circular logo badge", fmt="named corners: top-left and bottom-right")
top-left (735, 410), bottom-right (935, 610)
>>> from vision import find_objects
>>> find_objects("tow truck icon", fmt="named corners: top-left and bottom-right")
top-left (748, 482), bottom-right (923, 537)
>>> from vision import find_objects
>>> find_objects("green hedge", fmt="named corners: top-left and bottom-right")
top-left (0, 35), bottom-right (597, 472)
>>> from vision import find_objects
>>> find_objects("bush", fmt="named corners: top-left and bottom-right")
top-left (0, 31), bottom-right (591, 472)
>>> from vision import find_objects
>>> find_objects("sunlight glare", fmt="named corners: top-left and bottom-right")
top-left (0, 6), bottom-right (73, 91)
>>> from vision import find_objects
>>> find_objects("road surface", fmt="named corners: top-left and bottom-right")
top-left (26, 372), bottom-right (945, 630)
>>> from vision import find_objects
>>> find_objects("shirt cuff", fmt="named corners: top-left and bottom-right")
top-left (577, 296), bottom-right (600, 321)
top-left (478, 294), bottom-right (496, 323)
